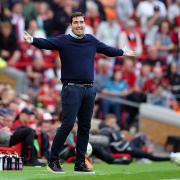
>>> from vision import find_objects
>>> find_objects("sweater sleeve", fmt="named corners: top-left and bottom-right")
top-left (93, 36), bottom-right (124, 57)
top-left (32, 35), bottom-right (63, 50)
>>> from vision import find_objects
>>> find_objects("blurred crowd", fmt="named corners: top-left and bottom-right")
top-left (0, 0), bottom-right (180, 164)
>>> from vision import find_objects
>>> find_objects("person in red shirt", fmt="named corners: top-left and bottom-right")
top-left (0, 111), bottom-right (45, 166)
top-left (11, 108), bottom-right (33, 130)
top-left (122, 57), bottom-right (136, 89)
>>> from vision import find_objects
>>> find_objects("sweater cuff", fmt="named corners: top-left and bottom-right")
top-left (30, 36), bottom-right (34, 44)
top-left (122, 47), bottom-right (128, 56)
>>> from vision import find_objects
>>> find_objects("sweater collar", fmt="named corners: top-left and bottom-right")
top-left (69, 30), bottom-right (84, 39)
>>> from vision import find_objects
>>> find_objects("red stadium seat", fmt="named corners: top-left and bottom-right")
top-left (0, 143), bottom-right (22, 156)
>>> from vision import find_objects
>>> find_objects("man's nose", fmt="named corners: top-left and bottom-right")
top-left (77, 22), bottom-right (82, 26)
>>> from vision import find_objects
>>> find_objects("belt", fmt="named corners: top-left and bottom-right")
top-left (66, 83), bottom-right (94, 88)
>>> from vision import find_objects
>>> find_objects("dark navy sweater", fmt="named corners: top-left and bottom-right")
top-left (32, 34), bottom-right (124, 83)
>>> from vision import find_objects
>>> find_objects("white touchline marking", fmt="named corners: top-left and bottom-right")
top-left (162, 179), bottom-right (180, 180)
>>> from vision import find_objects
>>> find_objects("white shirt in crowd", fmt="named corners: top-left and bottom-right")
top-left (168, 1), bottom-right (180, 22)
top-left (116, 0), bottom-right (134, 23)
top-left (96, 21), bottom-right (121, 47)
top-left (136, 0), bottom-right (167, 33)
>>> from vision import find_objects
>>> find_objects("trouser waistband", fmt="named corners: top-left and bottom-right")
top-left (65, 83), bottom-right (94, 88)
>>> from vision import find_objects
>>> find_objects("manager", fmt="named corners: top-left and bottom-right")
top-left (24, 12), bottom-right (135, 174)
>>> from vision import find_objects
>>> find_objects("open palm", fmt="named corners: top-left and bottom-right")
top-left (24, 31), bottom-right (33, 44)
top-left (125, 49), bottom-right (136, 57)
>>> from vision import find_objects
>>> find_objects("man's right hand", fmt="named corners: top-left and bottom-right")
top-left (24, 31), bottom-right (33, 44)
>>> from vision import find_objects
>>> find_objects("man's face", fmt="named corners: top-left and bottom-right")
top-left (71, 16), bottom-right (86, 36)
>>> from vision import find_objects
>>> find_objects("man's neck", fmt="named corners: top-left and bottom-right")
top-left (69, 31), bottom-right (84, 39)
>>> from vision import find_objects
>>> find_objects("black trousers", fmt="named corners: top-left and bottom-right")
top-left (92, 144), bottom-right (114, 163)
top-left (9, 127), bottom-right (36, 162)
top-left (111, 136), bottom-right (170, 161)
top-left (40, 132), bottom-right (50, 161)
top-left (123, 148), bottom-right (170, 161)
top-left (50, 85), bottom-right (96, 164)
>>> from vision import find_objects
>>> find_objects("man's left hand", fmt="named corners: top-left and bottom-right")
top-left (122, 47), bottom-right (136, 57)
top-left (124, 49), bottom-right (136, 56)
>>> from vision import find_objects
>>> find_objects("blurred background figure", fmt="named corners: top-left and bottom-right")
top-left (9, 0), bottom-right (25, 41)
top-left (0, 21), bottom-right (21, 66)
top-left (100, 71), bottom-right (129, 127)
top-left (136, 0), bottom-right (167, 33)
top-left (22, 0), bottom-right (37, 29)
top-left (118, 19), bottom-right (142, 57)
top-left (155, 19), bottom-right (174, 61)
top-left (116, 0), bottom-right (134, 25)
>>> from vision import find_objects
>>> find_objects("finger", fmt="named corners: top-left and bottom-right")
top-left (24, 30), bottom-right (29, 35)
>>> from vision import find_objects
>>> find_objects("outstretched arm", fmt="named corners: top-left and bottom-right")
top-left (95, 37), bottom-right (136, 57)
top-left (24, 31), bottom-right (60, 50)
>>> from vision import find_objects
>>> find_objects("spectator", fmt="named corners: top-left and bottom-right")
top-left (144, 4), bottom-right (163, 46)
top-left (155, 19), bottom-right (174, 61)
top-left (0, 114), bottom-right (45, 166)
top-left (94, 59), bottom-right (111, 92)
top-left (96, 9), bottom-right (121, 71)
top-left (124, 62), bottom-right (149, 129)
top-left (0, 2), bottom-right (10, 22)
top-left (122, 57), bottom-right (137, 89)
top-left (166, 62), bottom-right (180, 101)
top-left (100, 71), bottom-right (129, 126)
top-left (168, 0), bottom-right (180, 22)
top-left (24, 21), bottom-right (45, 91)
top-left (167, 46), bottom-right (180, 66)
top-left (144, 46), bottom-right (164, 66)
top-left (0, 85), bottom-right (16, 105)
top-left (11, 108), bottom-right (34, 130)
top-left (28, 19), bottom-right (46, 39)
top-left (99, 113), bottom-right (180, 162)
top-left (36, 119), bottom-right (51, 161)
top-left (53, 0), bottom-right (72, 34)
top-left (116, 0), bottom-right (134, 25)
top-left (85, 0), bottom-right (101, 33)
top-left (136, 0), bottom-right (167, 33)
top-left (120, 59), bottom-right (147, 129)
top-left (36, 1), bottom-right (54, 36)
top-left (171, 15), bottom-right (180, 47)
top-left (143, 66), bottom-right (165, 93)
top-left (136, 63), bottom-right (152, 89)
top-left (22, 0), bottom-right (37, 28)
top-left (147, 85), bottom-right (176, 108)
top-left (37, 82), bottom-right (60, 112)
top-left (0, 21), bottom-right (21, 66)
top-left (118, 19), bottom-right (142, 57)
top-left (44, 58), bottom-right (62, 91)
top-left (96, 10), bottom-right (121, 47)
top-left (9, 0), bottom-right (25, 41)
top-left (79, 0), bottom-right (106, 21)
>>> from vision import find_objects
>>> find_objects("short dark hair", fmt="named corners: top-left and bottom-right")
top-left (70, 12), bottom-right (85, 24)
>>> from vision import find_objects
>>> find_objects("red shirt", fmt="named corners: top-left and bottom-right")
top-left (11, 119), bottom-right (23, 131)
top-left (122, 72), bottom-right (136, 88)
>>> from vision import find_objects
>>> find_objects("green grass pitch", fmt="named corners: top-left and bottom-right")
top-left (0, 162), bottom-right (180, 180)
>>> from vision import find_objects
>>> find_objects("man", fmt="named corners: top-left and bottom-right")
top-left (99, 114), bottom-right (180, 163)
top-left (0, 110), bottom-right (45, 167)
top-left (24, 12), bottom-right (135, 173)
top-left (136, 0), bottom-right (167, 33)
